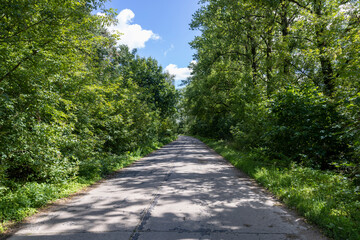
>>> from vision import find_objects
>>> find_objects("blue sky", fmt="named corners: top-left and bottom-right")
top-left (99, 0), bottom-right (200, 87)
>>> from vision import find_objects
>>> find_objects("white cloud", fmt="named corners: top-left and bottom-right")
top-left (164, 44), bottom-right (175, 56)
top-left (165, 64), bottom-right (192, 81)
top-left (105, 9), bottom-right (160, 50)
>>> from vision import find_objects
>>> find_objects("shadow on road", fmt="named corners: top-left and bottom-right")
top-left (9, 136), bottom-right (326, 240)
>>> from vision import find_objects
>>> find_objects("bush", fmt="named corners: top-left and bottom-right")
top-left (340, 92), bottom-right (360, 181)
top-left (230, 100), bottom-right (268, 150)
top-left (266, 85), bottom-right (349, 169)
top-left (2, 122), bottom-right (78, 184)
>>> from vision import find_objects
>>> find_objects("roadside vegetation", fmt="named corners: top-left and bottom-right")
top-left (181, 0), bottom-right (360, 239)
top-left (0, 0), bottom-right (178, 233)
top-left (1, 0), bottom-right (360, 239)
top-left (199, 137), bottom-right (359, 240)
top-left (0, 141), bottom-right (174, 234)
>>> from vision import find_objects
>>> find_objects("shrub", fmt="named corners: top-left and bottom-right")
top-left (266, 85), bottom-right (349, 169)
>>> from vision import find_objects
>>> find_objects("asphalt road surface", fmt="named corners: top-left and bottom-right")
top-left (9, 136), bottom-right (326, 240)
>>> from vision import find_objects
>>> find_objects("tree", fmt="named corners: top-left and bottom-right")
top-left (184, 0), bottom-right (359, 170)
top-left (0, 0), bottom-right (178, 184)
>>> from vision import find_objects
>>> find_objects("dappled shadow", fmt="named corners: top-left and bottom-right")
top-left (10, 136), bottom-right (325, 240)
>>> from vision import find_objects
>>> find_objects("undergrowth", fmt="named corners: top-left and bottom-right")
top-left (0, 137), bottom-right (176, 234)
top-left (198, 137), bottom-right (360, 240)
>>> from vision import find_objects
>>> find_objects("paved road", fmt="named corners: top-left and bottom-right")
top-left (10, 136), bottom-right (326, 240)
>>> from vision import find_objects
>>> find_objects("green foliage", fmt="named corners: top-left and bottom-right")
top-left (0, 0), bottom-right (178, 231)
top-left (266, 86), bottom-right (349, 169)
top-left (183, 1), bottom-right (360, 238)
top-left (201, 137), bottom-right (360, 240)
top-left (0, 181), bottom-right (84, 222)
top-left (183, 0), bottom-right (359, 172)
top-left (230, 100), bottom-right (268, 150)
top-left (0, 137), bottom-right (175, 233)
top-left (339, 92), bottom-right (360, 182)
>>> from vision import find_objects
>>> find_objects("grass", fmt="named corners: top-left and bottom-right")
top-left (198, 136), bottom-right (360, 240)
top-left (0, 136), bottom-right (177, 234)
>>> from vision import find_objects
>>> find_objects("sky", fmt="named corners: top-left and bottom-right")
top-left (98, 0), bottom-right (200, 88)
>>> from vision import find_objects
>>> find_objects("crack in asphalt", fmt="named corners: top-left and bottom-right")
top-left (129, 144), bottom-right (182, 240)
top-left (8, 136), bottom-right (326, 240)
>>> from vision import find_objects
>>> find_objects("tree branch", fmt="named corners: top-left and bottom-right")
top-left (0, 39), bottom-right (53, 83)
top-left (0, 16), bottom-right (51, 40)
top-left (289, 0), bottom-right (313, 13)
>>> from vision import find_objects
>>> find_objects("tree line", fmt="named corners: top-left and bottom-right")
top-left (0, 0), bottom-right (177, 186)
top-left (183, 0), bottom-right (359, 174)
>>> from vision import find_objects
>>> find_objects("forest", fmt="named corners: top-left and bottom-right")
top-left (0, 0), bottom-right (177, 231)
top-left (182, 0), bottom-right (359, 239)
top-left (0, 0), bottom-right (359, 239)
top-left (184, 0), bottom-right (360, 171)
